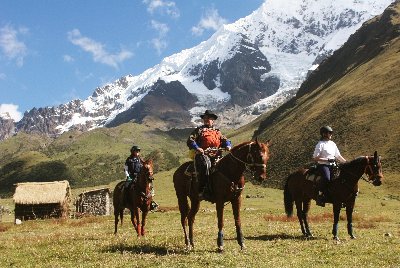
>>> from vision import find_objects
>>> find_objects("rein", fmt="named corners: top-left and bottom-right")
top-left (339, 156), bottom-right (378, 185)
top-left (137, 172), bottom-right (154, 200)
top-left (228, 143), bottom-right (266, 170)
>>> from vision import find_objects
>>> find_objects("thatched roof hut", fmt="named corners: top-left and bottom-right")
top-left (13, 180), bottom-right (70, 220)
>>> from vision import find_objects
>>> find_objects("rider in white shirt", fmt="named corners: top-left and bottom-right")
top-left (313, 126), bottom-right (346, 206)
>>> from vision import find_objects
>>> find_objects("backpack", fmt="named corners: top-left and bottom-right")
top-left (199, 127), bottom-right (221, 149)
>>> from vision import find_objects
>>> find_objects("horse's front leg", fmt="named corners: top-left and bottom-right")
top-left (216, 200), bottom-right (225, 252)
top-left (346, 200), bottom-right (356, 239)
top-left (131, 208), bottom-right (141, 237)
top-left (232, 195), bottom-right (245, 250)
top-left (141, 210), bottom-right (149, 236)
top-left (332, 203), bottom-right (341, 240)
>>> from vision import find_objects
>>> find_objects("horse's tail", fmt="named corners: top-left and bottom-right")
top-left (284, 175), bottom-right (294, 218)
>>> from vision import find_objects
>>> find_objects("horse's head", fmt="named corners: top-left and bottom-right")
top-left (139, 159), bottom-right (154, 188)
top-left (233, 138), bottom-right (270, 182)
top-left (365, 151), bottom-right (383, 186)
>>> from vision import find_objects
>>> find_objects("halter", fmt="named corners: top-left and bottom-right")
top-left (137, 162), bottom-right (154, 200)
top-left (228, 142), bottom-right (267, 172)
top-left (362, 155), bottom-right (382, 184)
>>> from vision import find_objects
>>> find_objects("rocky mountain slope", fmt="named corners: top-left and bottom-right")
top-left (252, 0), bottom-right (400, 186)
top-left (0, 0), bottom-right (394, 141)
top-left (1, 1), bottom-right (399, 195)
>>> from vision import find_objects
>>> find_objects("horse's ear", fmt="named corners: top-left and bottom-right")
top-left (373, 151), bottom-right (378, 163)
top-left (265, 139), bottom-right (271, 146)
top-left (255, 136), bottom-right (259, 144)
top-left (144, 158), bottom-right (153, 165)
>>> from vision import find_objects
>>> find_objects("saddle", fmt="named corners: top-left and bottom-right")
top-left (184, 161), bottom-right (217, 202)
top-left (305, 165), bottom-right (322, 183)
top-left (305, 163), bottom-right (340, 183)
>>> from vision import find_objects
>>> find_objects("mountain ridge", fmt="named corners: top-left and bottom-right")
top-left (1, 0), bottom-right (395, 141)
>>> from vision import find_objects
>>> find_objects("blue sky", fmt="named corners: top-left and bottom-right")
top-left (0, 0), bottom-right (264, 121)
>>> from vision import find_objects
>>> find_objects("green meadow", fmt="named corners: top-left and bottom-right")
top-left (1, 170), bottom-right (399, 268)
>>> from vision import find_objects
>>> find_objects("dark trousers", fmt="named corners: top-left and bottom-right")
top-left (318, 164), bottom-right (331, 194)
top-left (194, 154), bottom-right (211, 190)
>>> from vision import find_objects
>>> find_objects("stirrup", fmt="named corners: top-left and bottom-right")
top-left (316, 194), bottom-right (325, 207)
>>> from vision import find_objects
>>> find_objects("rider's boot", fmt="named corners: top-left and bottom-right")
top-left (316, 191), bottom-right (326, 207)
top-left (150, 200), bottom-right (159, 211)
top-left (316, 178), bottom-right (328, 207)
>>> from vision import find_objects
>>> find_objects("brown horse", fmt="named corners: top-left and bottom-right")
top-left (113, 159), bottom-right (154, 237)
top-left (173, 140), bottom-right (270, 251)
top-left (284, 151), bottom-right (383, 240)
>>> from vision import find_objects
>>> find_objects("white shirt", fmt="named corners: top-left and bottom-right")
top-left (313, 140), bottom-right (346, 164)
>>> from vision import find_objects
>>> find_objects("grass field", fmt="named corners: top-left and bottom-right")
top-left (0, 170), bottom-right (399, 268)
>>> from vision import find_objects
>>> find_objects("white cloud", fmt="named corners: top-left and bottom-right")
top-left (0, 25), bottom-right (28, 67)
top-left (0, 73), bottom-right (6, 80)
top-left (143, 0), bottom-right (180, 18)
top-left (0, 103), bottom-right (23, 121)
top-left (192, 8), bottom-right (227, 36)
top-left (63, 54), bottom-right (74, 62)
top-left (151, 20), bottom-right (169, 36)
top-left (151, 38), bottom-right (168, 55)
top-left (150, 20), bottom-right (169, 55)
top-left (67, 29), bottom-right (133, 69)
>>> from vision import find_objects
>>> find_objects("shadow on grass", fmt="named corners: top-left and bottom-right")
top-left (245, 233), bottom-right (317, 241)
top-left (104, 242), bottom-right (234, 255)
top-left (104, 243), bottom-right (169, 255)
top-left (103, 243), bottom-right (189, 255)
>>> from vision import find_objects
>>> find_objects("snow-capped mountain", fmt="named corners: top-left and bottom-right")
top-left (4, 0), bottom-right (395, 140)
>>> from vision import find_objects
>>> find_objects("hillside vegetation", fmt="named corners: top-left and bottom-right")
top-left (0, 124), bottom-right (186, 196)
top-left (1, 2), bottom-right (399, 198)
top-left (252, 1), bottom-right (400, 189)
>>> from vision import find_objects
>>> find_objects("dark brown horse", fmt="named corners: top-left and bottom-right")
top-left (173, 140), bottom-right (270, 251)
top-left (284, 151), bottom-right (383, 240)
top-left (113, 159), bottom-right (154, 237)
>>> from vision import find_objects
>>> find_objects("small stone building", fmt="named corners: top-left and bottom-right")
top-left (75, 188), bottom-right (111, 216)
top-left (13, 180), bottom-right (70, 220)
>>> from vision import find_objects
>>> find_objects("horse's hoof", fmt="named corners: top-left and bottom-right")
top-left (240, 243), bottom-right (246, 250)
top-left (350, 235), bottom-right (356, 239)
top-left (306, 233), bottom-right (314, 238)
top-left (333, 236), bottom-right (340, 241)
top-left (217, 246), bottom-right (224, 253)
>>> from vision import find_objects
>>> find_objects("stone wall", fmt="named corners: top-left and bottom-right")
top-left (75, 188), bottom-right (111, 216)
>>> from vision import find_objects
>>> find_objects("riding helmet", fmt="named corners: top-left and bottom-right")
top-left (130, 145), bottom-right (141, 152)
top-left (320, 126), bottom-right (333, 135)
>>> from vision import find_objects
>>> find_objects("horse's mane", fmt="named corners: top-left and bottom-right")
top-left (340, 156), bottom-right (366, 169)
top-left (230, 141), bottom-right (252, 152)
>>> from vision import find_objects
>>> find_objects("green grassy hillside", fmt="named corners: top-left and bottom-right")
top-left (0, 123), bottom-right (186, 196)
top-left (252, 2), bottom-right (400, 190)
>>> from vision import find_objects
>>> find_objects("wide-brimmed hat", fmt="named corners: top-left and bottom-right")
top-left (200, 110), bottom-right (218, 120)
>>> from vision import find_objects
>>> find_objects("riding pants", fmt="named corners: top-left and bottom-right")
top-left (194, 154), bottom-right (212, 190)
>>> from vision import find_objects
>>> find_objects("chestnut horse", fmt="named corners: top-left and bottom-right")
top-left (113, 159), bottom-right (154, 237)
top-left (173, 140), bottom-right (270, 251)
top-left (284, 151), bottom-right (383, 240)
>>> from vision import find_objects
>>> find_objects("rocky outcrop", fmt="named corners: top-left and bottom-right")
top-left (0, 114), bottom-right (15, 141)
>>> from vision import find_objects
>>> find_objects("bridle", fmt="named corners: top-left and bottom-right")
top-left (362, 154), bottom-right (382, 185)
top-left (137, 162), bottom-right (154, 200)
top-left (228, 142), bottom-right (267, 174)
